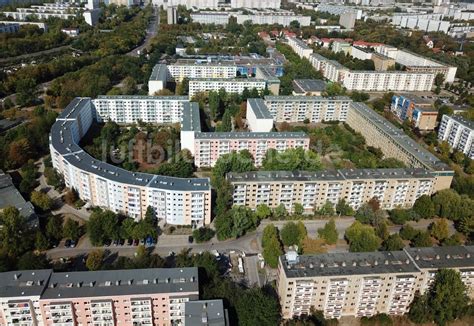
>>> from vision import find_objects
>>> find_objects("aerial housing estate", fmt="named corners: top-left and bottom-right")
top-left (0, 267), bottom-right (228, 326)
top-left (438, 114), bottom-right (474, 159)
top-left (286, 36), bottom-right (457, 92)
top-left (278, 246), bottom-right (474, 319)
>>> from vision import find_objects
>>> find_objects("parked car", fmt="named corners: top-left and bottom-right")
top-left (65, 239), bottom-right (71, 248)
top-left (188, 236), bottom-right (194, 244)
top-left (145, 236), bottom-right (153, 247)
top-left (127, 238), bottom-right (133, 246)
top-left (133, 239), bottom-right (139, 246)
top-left (69, 240), bottom-right (76, 248)
top-left (119, 239), bottom-right (125, 246)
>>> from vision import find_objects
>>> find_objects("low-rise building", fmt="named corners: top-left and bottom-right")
top-left (278, 246), bottom-right (474, 319)
top-left (437, 115), bottom-right (474, 159)
top-left (184, 300), bottom-right (227, 325)
top-left (391, 94), bottom-right (438, 131)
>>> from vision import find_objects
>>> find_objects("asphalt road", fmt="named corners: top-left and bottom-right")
top-left (127, 6), bottom-right (159, 57)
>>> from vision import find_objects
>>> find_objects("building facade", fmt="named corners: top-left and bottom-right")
top-left (347, 102), bottom-right (453, 192)
top-left (287, 37), bottom-right (314, 59)
top-left (228, 168), bottom-right (436, 213)
top-left (50, 98), bottom-right (211, 226)
top-left (437, 115), bottom-right (474, 159)
top-left (390, 94), bottom-right (438, 131)
top-left (278, 246), bottom-right (474, 319)
top-left (342, 71), bottom-right (434, 92)
top-left (0, 268), bottom-right (201, 326)
top-left (188, 78), bottom-right (267, 97)
top-left (193, 132), bottom-right (310, 167)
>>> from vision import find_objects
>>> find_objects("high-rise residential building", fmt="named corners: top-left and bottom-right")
top-left (342, 71), bottom-right (435, 92)
top-left (347, 102), bottom-right (453, 191)
top-left (437, 115), bottom-right (474, 159)
top-left (278, 247), bottom-right (474, 320)
top-left (190, 12), bottom-right (230, 25)
top-left (50, 97), bottom-right (211, 226)
top-left (235, 10), bottom-right (311, 27)
top-left (193, 132), bottom-right (310, 167)
top-left (339, 11), bottom-right (357, 29)
top-left (228, 168), bottom-right (436, 212)
top-left (188, 78), bottom-right (268, 97)
top-left (287, 37), bottom-right (314, 59)
top-left (0, 268), bottom-right (202, 326)
top-left (167, 6), bottom-right (178, 24)
top-left (230, 0), bottom-right (281, 9)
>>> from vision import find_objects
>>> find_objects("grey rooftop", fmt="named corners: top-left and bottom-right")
top-left (281, 251), bottom-right (419, 278)
top-left (247, 98), bottom-right (273, 120)
top-left (149, 63), bottom-right (168, 81)
top-left (0, 270), bottom-right (52, 298)
top-left (448, 114), bottom-right (474, 130)
top-left (185, 300), bottom-right (227, 326)
top-left (404, 246), bottom-right (474, 270)
top-left (42, 268), bottom-right (199, 299)
top-left (350, 102), bottom-right (448, 171)
top-left (227, 168), bottom-right (434, 183)
top-left (265, 95), bottom-right (350, 102)
top-left (95, 95), bottom-right (188, 101)
top-left (51, 98), bottom-right (210, 192)
top-left (181, 102), bottom-right (202, 132)
top-left (292, 79), bottom-right (327, 93)
top-left (195, 131), bottom-right (309, 140)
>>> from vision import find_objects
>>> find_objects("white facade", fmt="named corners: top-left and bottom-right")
top-left (92, 96), bottom-right (189, 124)
top-left (236, 12), bottom-right (311, 27)
top-left (168, 64), bottom-right (237, 82)
top-left (246, 99), bottom-right (274, 132)
top-left (50, 98), bottom-right (211, 226)
top-left (287, 37), bottom-right (313, 59)
top-left (438, 115), bottom-right (474, 159)
top-left (230, 0), bottom-right (281, 8)
top-left (188, 78), bottom-right (267, 97)
top-left (152, 0), bottom-right (219, 9)
top-left (190, 12), bottom-right (230, 25)
top-left (342, 71), bottom-right (435, 91)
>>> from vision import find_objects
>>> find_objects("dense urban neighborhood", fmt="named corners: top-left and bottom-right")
top-left (0, 0), bottom-right (473, 325)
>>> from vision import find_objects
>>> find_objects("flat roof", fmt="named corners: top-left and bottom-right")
top-left (265, 95), bottom-right (350, 102)
top-left (247, 98), bottom-right (272, 120)
top-left (51, 98), bottom-right (210, 192)
top-left (449, 114), bottom-right (474, 130)
top-left (350, 102), bottom-right (448, 171)
top-left (189, 78), bottom-right (266, 83)
top-left (95, 95), bottom-right (188, 101)
top-left (227, 168), bottom-right (434, 183)
top-left (292, 79), bottom-right (327, 93)
top-left (195, 131), bottom-right (308, 140)
top-left (0, 270), bottom-right (52, 298)
top-left (181, 102), bottom-right (202, 132)
top-left (393, 94), bottom-right (434, 107)
top-left (281, 251), bottom-right (419, 278)
top-left (405, 246), bottom-right (474, 270)
top-left (0, 171), bottom-right (37, 226)
top-left (149, 64), bottom-right (168, 81)
top-left (41, 268), bottom-right (199, 299)
top-left (185, 300), bottom-right (227, 326)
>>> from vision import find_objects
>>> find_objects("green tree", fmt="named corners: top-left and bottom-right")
top-left (30, 191), bottom-right (53, 211)
top-left (86, 250), bottom-right (104, 271)
top-left (262, 224), bottom-right (283, 268)
top-left (63, 218), bottom-right (81, 241)
top-left (0, 207), bottom-right (31, 257)
top-left (399, 224), bottom-right (419, 241)
top-left (408, 292), bottom-right (431, 324)
top-left (273, 203), bottom-right (288, 219)
top-left (280, 222), bottom-right (301, 247)
top-left (46, 215), bottom-right (63, 243)
top-left (17, 252), bottom-right (49, 270)
top-left (35, 231), bottom-right (49, 251)
top-left (336, 199), bottom-right (354, 216)
top-left (430, 219), bottom-right (450, 242)
top-left (16, 78), bottom-right (37, 106)
top-left (428, 269), bottom-right (468, 326)
top-left (192, 227), bottom-right (215, 243)
top-left (317, 218), bottom-right (338, 245)
top-left (382, 234), bottom-right (405, 251)
top-left (293, 203), bottom-right (304, 216)
top-left (411, 231), bottom-right (433, 247)
top-left (345, 221), bottom-right (381, 252)
top-left (413, 195), bottom-right (435, 219)
top-left (256, 204), bottom-right (272, 220)
top-left (317, 201), bottom-right (335, 216)
top-left (262, 224), bottom-right (279, 248)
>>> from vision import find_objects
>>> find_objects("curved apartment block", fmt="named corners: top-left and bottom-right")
top-left (49, 97), bottom-right (211, 226)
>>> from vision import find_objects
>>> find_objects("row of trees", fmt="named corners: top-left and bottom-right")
top-left (87, 208), bottom-right (157, 246)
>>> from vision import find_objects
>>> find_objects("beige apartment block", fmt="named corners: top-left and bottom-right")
top-left (278, 246), bottom-right (474, 320)
top-left (228, 168), bottom-right (435, 213)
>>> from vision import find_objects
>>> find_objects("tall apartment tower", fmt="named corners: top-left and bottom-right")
top-left (167, 6), bottom-right (178, 24)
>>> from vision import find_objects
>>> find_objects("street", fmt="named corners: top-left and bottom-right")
top-left (127, 6), bottom-right (159, 57)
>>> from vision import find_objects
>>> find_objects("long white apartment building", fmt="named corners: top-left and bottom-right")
top-left (437, 115), bottom-right (474, 159)
top-left (235, 11), bottom-right (311, 27)
top-left (188, 78), bottom-right (267, 97)
top-left (278, 246), bottom-right (474, 319)
top-left (228, 168), bottom-right (436, 213)
top-left (191, 11), bottom-right (230, 25)
top-left (152, 0), bottom-right (219, 9)
top-left (246, 96), bottom-right (351, 132)
top-left (92, 95), bottom-right (189, 124)
top-left (2, 3), bottom-right (80, 20)
top-left (230, 0), bottom-right (281, 8)
top-left (375, 46), bottom-right (457, 83)
top-left (153, 0), bottom-right (280, 9)
top-left (347, 102), bottom-right (453, 191)
top-left (50, 97), bottom-right (211, 226)
top-left (391, 14), bottom-right (451, 33)
top-left (308, 53), bottom-right (349, 83)
top-left (193, 132), bottom-right (310, 168)
top-left (342, 71), bottom-right (435, 92)
top-left (287, 37), bottom-right (313, 59)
